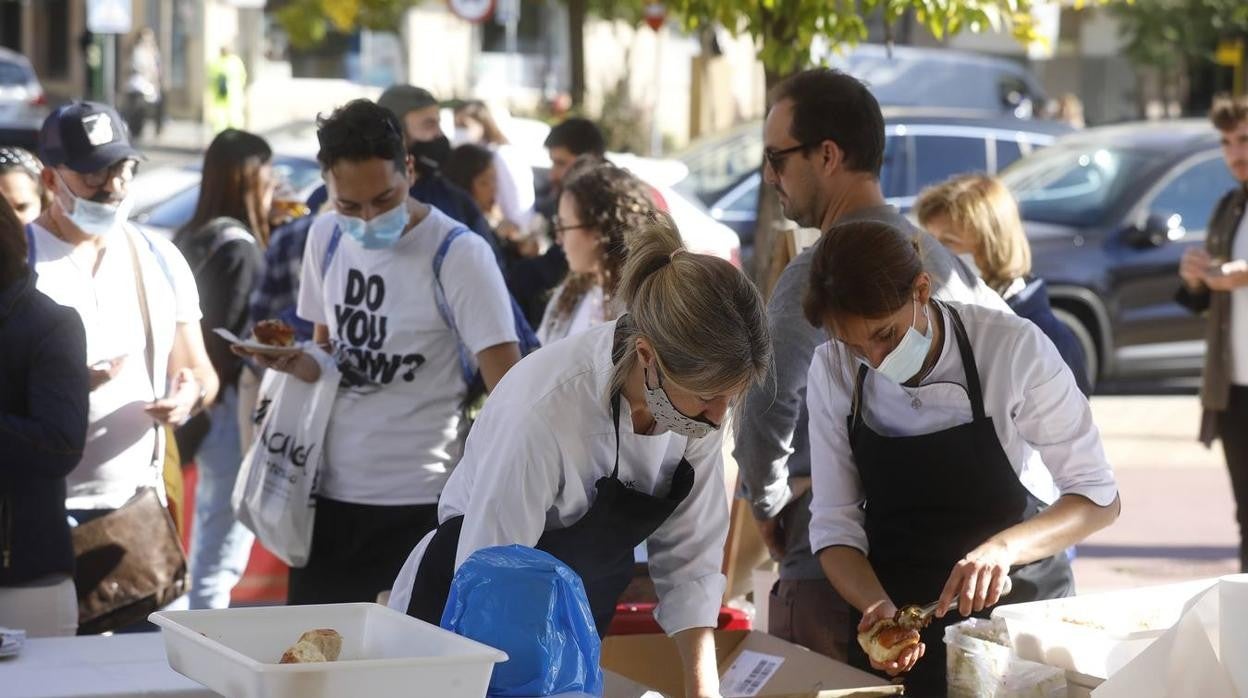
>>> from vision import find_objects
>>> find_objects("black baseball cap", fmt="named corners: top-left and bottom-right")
top-left (39, 102), bottom-right (143, 174)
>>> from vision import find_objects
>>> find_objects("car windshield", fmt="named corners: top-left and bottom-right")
top-left (0, 60), bottom-right (31, 86)
top-left (1001, 145), bottom-right (1156, 226)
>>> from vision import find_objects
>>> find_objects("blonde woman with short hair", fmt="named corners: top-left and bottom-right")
top-left (917, 174), bottom-right (1092, 394)
top-left (389, 213), bottom-right (772, 698)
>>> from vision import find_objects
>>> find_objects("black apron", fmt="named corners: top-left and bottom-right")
top-left (845, 302), bottom-right (1073, 696)
top-left (406, 394), bottom-right (695, 638)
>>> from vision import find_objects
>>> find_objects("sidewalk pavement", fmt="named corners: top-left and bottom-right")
top-left (1074, 395), bottom-right (1239, 593)
top-left (132, 118), bottom-right (214, 155)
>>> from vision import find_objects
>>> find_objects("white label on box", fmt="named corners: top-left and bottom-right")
top-left (719, 650), bottom-right (785, 697)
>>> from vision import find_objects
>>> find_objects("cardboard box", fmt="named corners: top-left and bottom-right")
top-left (601, 630), bottom-right (904, 698)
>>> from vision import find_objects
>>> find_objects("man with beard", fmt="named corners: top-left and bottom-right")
top-left (1178, 94), bottom-right (1248, 574)
top-left (732, 68), bottom-right (1007, 663)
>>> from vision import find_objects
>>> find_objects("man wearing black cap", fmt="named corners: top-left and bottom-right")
top-left (29, 102), bottom-right (218, 557)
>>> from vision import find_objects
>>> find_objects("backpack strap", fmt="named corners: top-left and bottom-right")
top-left (431, 226), bottom-right (476, 387)
top-left (188, 217), bottom-right (255, 277)
top-left (25, 223), bottom-right (35, 267)
top-left (321, 224), bottom-right (343, 278)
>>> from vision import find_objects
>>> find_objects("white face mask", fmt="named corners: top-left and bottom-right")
top-left (56, 174), bottom-right (132, 237)
top-left (874, 300), bottom-right (933, 385)
top-left (642, 365), bottom-right (718, 439)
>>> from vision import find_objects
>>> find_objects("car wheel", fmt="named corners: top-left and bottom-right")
top-left (1052, 307), bottom-right (1098, 391)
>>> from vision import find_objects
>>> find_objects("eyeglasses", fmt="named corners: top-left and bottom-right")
top-left (79, 159), bottom-right (139, 189)
top-left (552, 217), bottom-right (590, 235)
top-left (764, 143), bottom-right (815, 174)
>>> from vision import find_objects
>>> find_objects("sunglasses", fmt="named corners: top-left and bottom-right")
top-left (764, 142), bottom-right (816, 173)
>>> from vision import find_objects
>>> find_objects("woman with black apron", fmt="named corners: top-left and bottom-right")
top-left (388, 215), bottom-right (771, 698)
top-left (801, 221), bottom-right (1121, 696)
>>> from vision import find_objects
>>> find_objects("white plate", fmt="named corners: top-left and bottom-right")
top-left (213, 327), bottom-right (305, 356)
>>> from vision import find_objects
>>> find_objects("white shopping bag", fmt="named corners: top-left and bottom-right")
top-left (232, 349), bottom-right (339, 567)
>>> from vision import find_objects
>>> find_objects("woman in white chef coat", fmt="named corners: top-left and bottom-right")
top-left (390, 214), bottom-right (771, 698)
top-left (802, 221), bottom-right (1121, 696)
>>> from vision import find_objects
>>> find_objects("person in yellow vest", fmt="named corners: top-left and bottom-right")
top-left (206, 47), bottom-right (247, 133)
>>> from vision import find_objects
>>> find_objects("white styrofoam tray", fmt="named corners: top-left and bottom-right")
top-left (991, 578), bottom-right (1217, 680)
top-left (150, 602), bottom-right (508, 698)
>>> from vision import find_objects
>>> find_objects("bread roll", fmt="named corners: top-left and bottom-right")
top-left (278, 628), bottom-right (343, 664)
top-left (857, 619), bottom-right (921, 665)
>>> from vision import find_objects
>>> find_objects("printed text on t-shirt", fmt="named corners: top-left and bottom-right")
top-left (333, 269), bottom-right (426, 386)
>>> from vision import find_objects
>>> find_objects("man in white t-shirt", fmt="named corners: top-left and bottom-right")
top-left (240, 99), bottom-right (521, 604)
top-left (31, 102), bottom-right (218, 533)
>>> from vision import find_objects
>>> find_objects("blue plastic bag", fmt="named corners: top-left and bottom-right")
top-left (441, 545), bottom-right (604, 697)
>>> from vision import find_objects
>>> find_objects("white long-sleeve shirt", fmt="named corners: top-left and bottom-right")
top-left (389, 321), bottom-right (729, 635)
top-left (807, 301), bottom-right (1118, 557)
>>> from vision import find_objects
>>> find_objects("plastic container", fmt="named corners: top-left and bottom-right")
top-left (990, 578), bottom-right (1216, 679)
top-left (150, 602), bottom-right (508, 698)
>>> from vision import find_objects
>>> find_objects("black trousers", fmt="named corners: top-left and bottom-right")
top-left (287, 497), bottom-right (439, 605)
top-left (1220, 386), bottom-right (1248, 573)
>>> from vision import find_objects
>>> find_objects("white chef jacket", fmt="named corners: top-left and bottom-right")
top-left (389, 321), bottom-right (729, 636)
top-left (807, 301), bottom-right (1119, 557)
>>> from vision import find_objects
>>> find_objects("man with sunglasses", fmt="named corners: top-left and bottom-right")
top-left (733, 69), bottom-right (1008, 662)
top-left (27, 102), bottom-right (218, 575)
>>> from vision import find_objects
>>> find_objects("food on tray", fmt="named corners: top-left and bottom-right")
top-left (279, 629), bottom-right (343, 664)
top-left (253, 319), bottom-right (296, 347)
top-left (858, 618), bottom-right (922, 664)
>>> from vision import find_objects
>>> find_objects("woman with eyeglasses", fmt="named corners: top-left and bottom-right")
top-left (390, 215), bottom-right (771, 698)
top-left (802, 220), bottom-right (1119, 695)
top-left (0, 147), bottom-right (52, 225)
top-left (537, 160), bottom-right (656, 345)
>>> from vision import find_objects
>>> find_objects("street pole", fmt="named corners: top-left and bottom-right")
top-left (650, 30), bottom-right (663, 157)
top-left (102, 33), bottom-right (116, 105)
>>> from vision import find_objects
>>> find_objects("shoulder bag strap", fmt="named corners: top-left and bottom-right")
top-left (124, 229), bottom-right (164, 471)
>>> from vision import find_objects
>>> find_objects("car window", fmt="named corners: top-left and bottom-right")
top-left (141, 185), bottom-right (203, 232)
top-left (1148, 156), bottom-right (1237, 233)
top-left (880, 134), bottom-right (906, 199)
top-left (997, 139), bottom-right (1024, 171)
top-left (910, 135), bottom-right (989, 194)
top-left (719, 177), bottom-right (759, 216)
top-left (0, 60), bottom-right (30, 86)
top-left (676, 124), bottom-right (763, 204)
top-left (1003, 146), bottom-right (1157, 226)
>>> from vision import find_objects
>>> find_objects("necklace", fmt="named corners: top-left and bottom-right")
top-left (900, 383), bottom-right (922, 409)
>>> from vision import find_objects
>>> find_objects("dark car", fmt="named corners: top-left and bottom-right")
top-left (678, 109), bottom-right (1072, 267)
top-left (1001, 120), bottom-right (1235, 389)
top-left (0, 48), bottom-right (48, 150)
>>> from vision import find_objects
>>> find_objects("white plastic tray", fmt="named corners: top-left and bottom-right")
top-left (991, 578), bottom-right (1217, 679)
top-left (150, 603), bottom-right (508, 698)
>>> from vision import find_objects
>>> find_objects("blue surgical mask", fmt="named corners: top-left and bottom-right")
top-left (57, 174), bottom-right (133, 237)
top-left (874, 300), bottom-right (933, 384)
top-left (337, 200), bottom-right (410, 250)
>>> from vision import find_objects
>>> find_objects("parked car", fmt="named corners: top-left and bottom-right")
top-left (817, 43), bottom-right (1049, 118)
top-left (677, 109), bottom-right (1072, 267)
top-left (0, 48), bottom-right (49, 150)
top-left (132, 121), bottom-right (740, 267)
top-left (1001, 120), bottom-right (1235, 389)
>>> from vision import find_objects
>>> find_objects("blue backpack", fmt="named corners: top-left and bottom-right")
top-left (321, 224), bottom-right (540, 398)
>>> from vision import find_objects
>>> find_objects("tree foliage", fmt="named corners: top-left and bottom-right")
top-left (275, 0), bottom-right (414, 49)
top-left (662, 0), bottom-right (1053, 77)
top-left (1110, 0), bottom-right (1248, 73)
